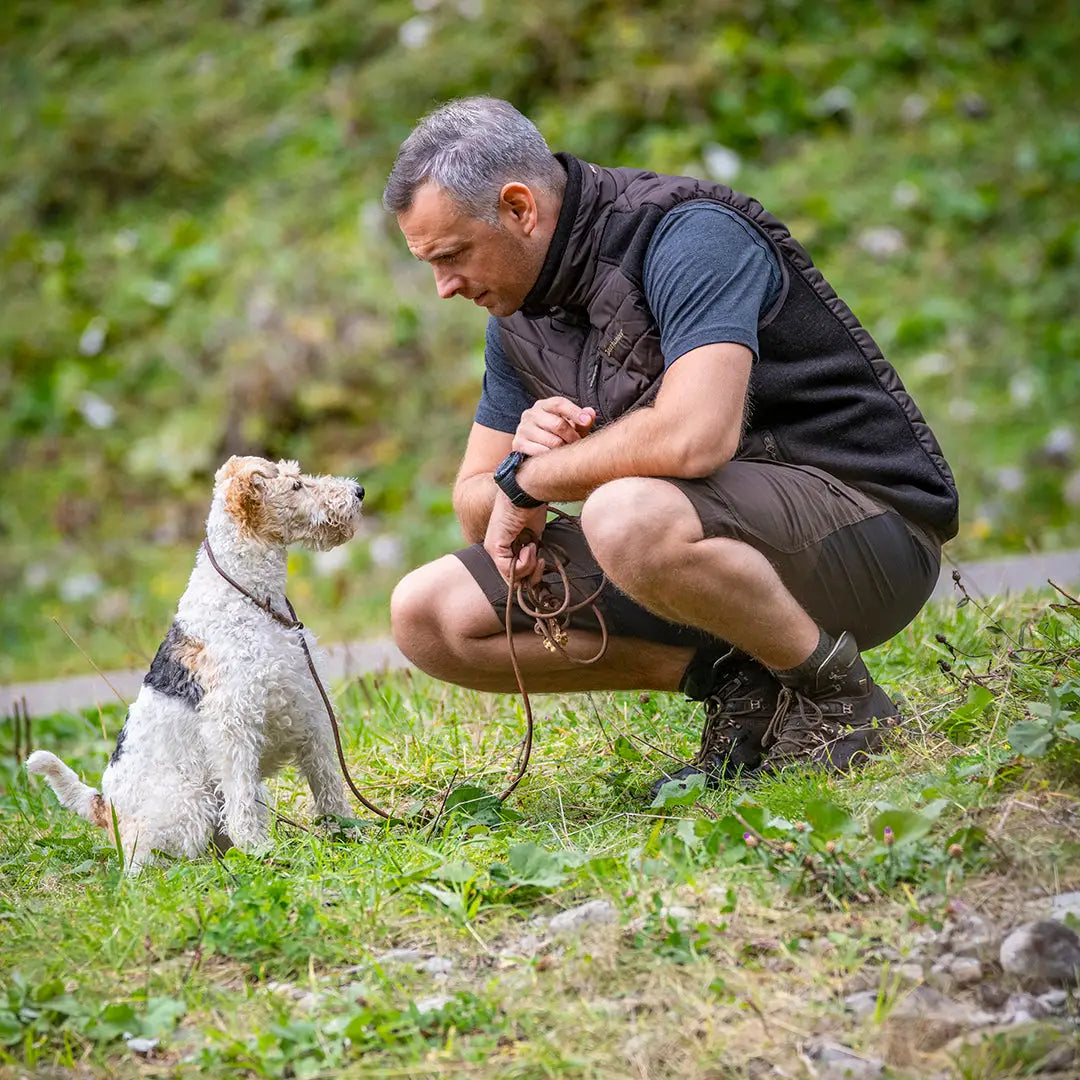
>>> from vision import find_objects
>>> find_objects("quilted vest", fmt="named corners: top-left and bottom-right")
top-left (497, 153), bottom-right (959, 541)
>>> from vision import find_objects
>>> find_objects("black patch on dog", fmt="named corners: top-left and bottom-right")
top-left (144, 622), bottom-right (204, 707)
top-left (110, 711), bottom-right (130, 764)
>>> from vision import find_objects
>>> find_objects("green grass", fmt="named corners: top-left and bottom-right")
top-left (2, 593), bottom-right (1079, 1077)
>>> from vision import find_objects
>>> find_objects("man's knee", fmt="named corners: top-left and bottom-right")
top-left (389, 554), bottom-right (502, 675)
top-left (581, 478), bottom-right (701, 582)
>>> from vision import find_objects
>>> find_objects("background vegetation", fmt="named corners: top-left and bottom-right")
top-left (2, 0), bottom-right (1078, 683)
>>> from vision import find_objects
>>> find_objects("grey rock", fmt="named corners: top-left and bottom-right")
top-left (1003, 992), bottom-right (1047, 1025)
top-left (888, 985), bottom-right (997, 1049)
top-left (949, 957), bottom-right (983, 987)
top-left (549, 899), bottom-right (617, 935)
top-left (1037, 988), bottom-right (1068, 1012)
top-left (125, 1036), bottom-right (159, 1055)
top-left (418, 956), bottom-right (453, 976)
top-left (414, 993), bottom-right (454, 1013)
top-left (375, 948), bottom-right (425, 965)
top-left (1051, 891), bottom-right (1080, 923)
top-left (843, 990), bottom-right (881, 1020)
top-left (898, 962), bottom-right (924, 984)
top-left (801, 1039), bottom-right (883, 1080)
top-left (1000, 920), bottom-right (1080, 986)
top-left (938, 911), bottom-right (994, 958)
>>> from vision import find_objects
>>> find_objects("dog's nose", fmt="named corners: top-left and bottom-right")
top-left (353, 482), bottom-right (365, 502)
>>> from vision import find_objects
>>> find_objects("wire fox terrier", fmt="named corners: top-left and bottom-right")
top-left (27, 455), bottom-right (365, 872)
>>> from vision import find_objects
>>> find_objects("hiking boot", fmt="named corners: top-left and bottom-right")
top-left (649, 652), bottom-right (781, 798)
top-left (762, 631), bottom-right (902, 772)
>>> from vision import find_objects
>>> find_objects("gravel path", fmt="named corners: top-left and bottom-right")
top-left (4, 550), bottom-right (1078, 720)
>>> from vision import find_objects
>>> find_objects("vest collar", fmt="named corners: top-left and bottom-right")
top-left (520, 153), bottom-right (598, 316)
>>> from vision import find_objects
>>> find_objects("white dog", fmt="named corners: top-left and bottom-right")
top-left (27, 456), bottom-right (364, 872)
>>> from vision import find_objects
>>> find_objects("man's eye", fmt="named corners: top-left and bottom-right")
top-left (293, 480), bottom-right (303, 491)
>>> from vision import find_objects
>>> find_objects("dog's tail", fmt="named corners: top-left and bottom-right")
top-left (26, 750), bottom-right (113, 830)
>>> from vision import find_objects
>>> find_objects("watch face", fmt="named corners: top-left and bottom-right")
top-left (495, 451), bottom-right (524, 482)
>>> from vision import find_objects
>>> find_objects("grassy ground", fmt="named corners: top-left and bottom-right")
top-left (2, 589), bottom-right (1079, 1078)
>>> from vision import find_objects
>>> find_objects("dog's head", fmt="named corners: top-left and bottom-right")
top-left (214, 456), bottom-right (364, 550)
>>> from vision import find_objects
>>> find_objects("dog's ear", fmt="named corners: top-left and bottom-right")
top-left (221, 458), bottom-right (280, 540)
top-left (216, 456), bottom-right (278, 485)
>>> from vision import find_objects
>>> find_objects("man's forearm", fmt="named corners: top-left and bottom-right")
top-left (453, 474), bottom-right (506, 544)
top-left (515, 405), bottom-right (726, 503)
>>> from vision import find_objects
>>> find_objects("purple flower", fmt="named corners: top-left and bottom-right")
top-left (883, 826), bottom-right (895, 847)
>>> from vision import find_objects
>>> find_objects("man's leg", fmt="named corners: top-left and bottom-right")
top-left (389, 553), bottom-right (695, 694)
top-left (579, 463), bottom-right (940, 776)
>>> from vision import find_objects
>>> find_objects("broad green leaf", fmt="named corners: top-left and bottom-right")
top-left (491, 843), bottom-right (569, 888)
top-left (613, 735), bottom-right (643, 762)
top-left (0, 1012), bottom-right (22, 1046)
top-left (1006, 719), bottom-right (1054, 758)
top-left (869, 809), bottom-right (934, 845)
top-left (142, 996), bottom-right (186, 1036)
top-left (804, 798), bottom-right (858, 839)
top-left (650, 773), bottom-right (705, 810)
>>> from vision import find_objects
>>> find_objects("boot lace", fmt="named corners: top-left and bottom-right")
top-left (762, 687), bottom-right (835, 759)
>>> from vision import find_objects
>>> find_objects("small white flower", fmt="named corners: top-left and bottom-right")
top-left (60, 572), bottom-right (104, 603)
top-left (142, 280), bottom-right (175, 308)
top-left (913, 351), bottom-right (949, 378)
top-left (79, 316), bottom-right (108, 357)
top-left (112, 229), bottom-right (139, 255)
top-left (899, 94), bottom-right (928, 125)
top-left (369, 534), bottom-right (404, 570)
top-left (892, 181), bottom-right (920, 210)
top-left (995, 466), bottom-right (1025, 493)
top-left (1009, 373), bottom-right (1035, 407)
top-left (857, 227), bottom-right (906, 260)
top-left (1043, 425), bottom-right (1075, 459)
top-left (702, 143), bottom-right (741, 185)
top-left (399, 15), bottom-right (433, 49)
top-left (312, 546), bottom-right (352, 576)
top-left (814, 86), bottom-right (855, 117)
top-left (948, 398), bottom-right (976, 423)
top-left (77, 392), bottom-right (116, 430)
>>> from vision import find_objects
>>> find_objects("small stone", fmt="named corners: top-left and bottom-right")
top-left (949, 957), bottom-right (983, 987)
top-left (1037, 989), bottom-right (1068, 1012)
top-left (898, 962), bottom-right (924, 984)
top-left (125, 1037), bottom-right (158, 1055)
top-left (888, 985), bottom-right (997, 1050)
top-left (1003, 992), bottom-right (1047, 1024)
top-left (939, 912), bottom-right (994, 958)
top-left (1000, 921), bottom-right (1080, 986)
top-left (548, 899), bottom-right (617, 935)
top-left (418, 956), bottom-right (453, 976)
top-left (1050, 891), bottom-right (1080, 923)
top-left (414, 993), bottom-right (454, 1013)
top-left (802, 1039), bottom-right (883, 1080)
top-left (844, 990), bottom-right (881, 1020)
top-left (375, 948), bottom-right (425, 965)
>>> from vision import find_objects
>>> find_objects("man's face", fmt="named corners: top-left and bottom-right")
top-left (397, 182), bottom-right (546, 318)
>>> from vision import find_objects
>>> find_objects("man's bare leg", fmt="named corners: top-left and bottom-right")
top-left (579, 477), bottom-right (820, 669)
top-left (390, 554), bottom-right (694, 693)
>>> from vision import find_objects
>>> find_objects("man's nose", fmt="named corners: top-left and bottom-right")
top-left (433, 266), bottom-right (462, 300)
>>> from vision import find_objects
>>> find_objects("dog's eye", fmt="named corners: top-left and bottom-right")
top-left (292, 480), bottom-right (303, 491)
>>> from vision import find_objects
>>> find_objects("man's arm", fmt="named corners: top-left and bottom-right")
top-left (452, 422), bottom-right (516, 543)
top-left (514, 342), bottom-right (752, 504)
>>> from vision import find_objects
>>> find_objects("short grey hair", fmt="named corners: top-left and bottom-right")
top-left (383, 97), bottom-right (566, 223)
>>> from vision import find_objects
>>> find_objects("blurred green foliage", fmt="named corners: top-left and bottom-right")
top-left (1, 0), bottom-right (1078, 682)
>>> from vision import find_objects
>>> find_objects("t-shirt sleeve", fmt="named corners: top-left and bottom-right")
top-left (642, 201), bottom-right (782, 367)
top-left (473, 317), bottom-right (536, 433)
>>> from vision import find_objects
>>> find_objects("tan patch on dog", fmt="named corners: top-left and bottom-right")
top-left (221, 458), bottom-right (282, 542)
top-left (172, 631), bottom-right (217, 690)
top-left (88, 793), bottom-right (113, 830)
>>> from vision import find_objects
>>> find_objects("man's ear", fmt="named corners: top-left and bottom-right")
top-left (498, 182), bottom-right (538, 234)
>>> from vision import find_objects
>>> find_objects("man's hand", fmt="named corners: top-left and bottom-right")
top-left (484, 493), bottom-right (549, 585)
top-left (512, 397), bottom-right (595, 456)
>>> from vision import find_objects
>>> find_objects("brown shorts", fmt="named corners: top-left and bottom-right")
top-left (454, 459), bottom-right (942, 652)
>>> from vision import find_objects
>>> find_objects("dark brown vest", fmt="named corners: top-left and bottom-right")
top-left (497, 153), bottom-right (959, 541)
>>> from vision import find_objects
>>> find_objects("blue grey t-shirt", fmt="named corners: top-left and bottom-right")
top-left (475, 200), bottom-right (782, 433)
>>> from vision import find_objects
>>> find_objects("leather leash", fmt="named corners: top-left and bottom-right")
top-left (499, 509), bottom-right (609, 800)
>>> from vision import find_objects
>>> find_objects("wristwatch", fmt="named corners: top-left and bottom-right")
top-left (493, 451), bottom-right (544, 508)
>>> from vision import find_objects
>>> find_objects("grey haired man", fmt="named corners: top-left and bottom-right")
top-left (384, 96), bottom-right (956, 791)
